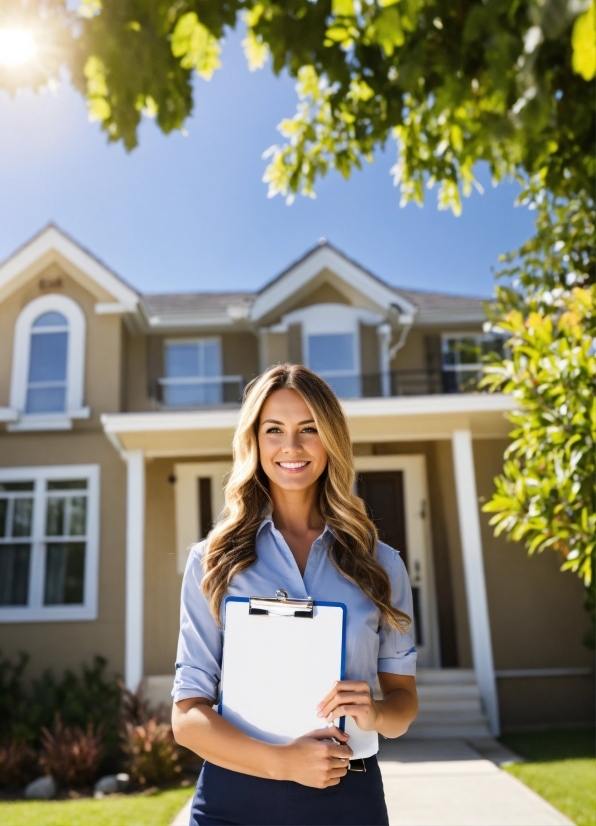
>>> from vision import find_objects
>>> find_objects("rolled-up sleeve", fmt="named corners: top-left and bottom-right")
top-left (172, 543), bottom-right (222, 703)
top-left (377, 550), bottom-right (417, 676)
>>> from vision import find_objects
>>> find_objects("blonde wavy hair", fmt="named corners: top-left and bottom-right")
top-left (201, 363), bottom-right (411, 633)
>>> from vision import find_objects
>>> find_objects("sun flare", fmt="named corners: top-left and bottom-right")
top-left (0, 28), bottom-right (37, 67)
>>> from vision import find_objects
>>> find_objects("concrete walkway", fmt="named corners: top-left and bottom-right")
top-left (170, 738), bottom-right (573, 826)
top-left (378, 738), bottom-right (573, 826)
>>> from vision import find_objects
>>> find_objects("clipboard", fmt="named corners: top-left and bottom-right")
top-left (219, 590), bottom-right (346, 746)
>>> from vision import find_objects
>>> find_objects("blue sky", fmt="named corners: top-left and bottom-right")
top-left (0, 28), bottom-right (535, 298)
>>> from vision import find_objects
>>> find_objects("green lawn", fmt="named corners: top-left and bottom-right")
top-left (0, 787), bottom-right (192, 826)
top-left (501, 728), bottom-right (596, 826)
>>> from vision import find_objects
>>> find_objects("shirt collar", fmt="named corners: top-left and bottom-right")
top-left (256, 514), bottom-right (335, 547)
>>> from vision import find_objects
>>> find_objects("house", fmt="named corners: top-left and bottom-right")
top-left (0, 225), bottom-right (592, 737)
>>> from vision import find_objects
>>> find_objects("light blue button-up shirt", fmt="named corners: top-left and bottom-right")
top-left (173, 515), bottom-right (417, 709)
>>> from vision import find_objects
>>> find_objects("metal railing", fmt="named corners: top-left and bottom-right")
top-left (150, 368), bottom-right (483, 408)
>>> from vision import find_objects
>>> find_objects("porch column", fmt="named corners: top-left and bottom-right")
top-left (124, 450), bottom-right (145, 691)
top-left (451, 430), bottom-right (500, 736)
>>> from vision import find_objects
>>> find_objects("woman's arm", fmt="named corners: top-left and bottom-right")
top-left (316, 673), bottom-right (418, 738)
top-left (172, 697), bottom-right (353, 787)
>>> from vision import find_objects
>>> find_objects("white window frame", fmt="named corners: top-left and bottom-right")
top-left (0, 464), bottom-right (100, 623)
top-left (9, 294), bottom-right (89, 431)
top-left (278, 304), bottom-right (384, 398)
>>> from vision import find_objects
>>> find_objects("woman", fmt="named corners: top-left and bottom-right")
top-left (172, 364), bottom-right (418, 826)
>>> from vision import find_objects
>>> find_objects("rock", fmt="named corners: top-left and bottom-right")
top-left (94, 775), bottom-right (119, 795)
top-left (116, 773), bottom-right (130, 792)
top-left (25, 776), bottom-right (57, 800)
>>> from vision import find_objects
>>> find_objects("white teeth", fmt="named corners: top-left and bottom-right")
top-left (279, 462), bottom-right (308, 469)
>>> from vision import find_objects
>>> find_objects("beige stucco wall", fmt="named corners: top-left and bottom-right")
top-left (0, 432), bottom-right (127, 679)
top-left (0, 265), bottom-right (123, 425)
top-left (143, 458), bottom-right (190, 676)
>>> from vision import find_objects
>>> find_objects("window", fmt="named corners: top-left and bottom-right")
top-left (441, 333), bottom-right (506, 392)
top-left (308, 333), bottom-right (360, 398)
top-left (10, 294), bottom-right (88, 429)
top-left (26, 312), bottom-right (69, 413)
top-left (0, 466), bottom-right (100, 622)
top-left (161, 339), bottom-right (223, 406)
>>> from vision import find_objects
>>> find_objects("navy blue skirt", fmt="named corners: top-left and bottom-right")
top-left (190, 757), bottom-right (389, 826)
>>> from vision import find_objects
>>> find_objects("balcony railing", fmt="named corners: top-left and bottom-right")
top-left (150, 368), bottom-right (484, 408)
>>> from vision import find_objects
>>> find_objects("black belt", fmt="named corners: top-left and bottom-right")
top-left (347, 758), bottom-right (366, 772)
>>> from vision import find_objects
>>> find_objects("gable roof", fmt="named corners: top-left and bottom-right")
top-left (0, 224), bottom-right (139, 311)
top-left (250, 241), bottom-right (417, 322)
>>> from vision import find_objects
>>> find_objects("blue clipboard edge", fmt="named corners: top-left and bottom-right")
top-left (219, 596), bottom-right (347, 733)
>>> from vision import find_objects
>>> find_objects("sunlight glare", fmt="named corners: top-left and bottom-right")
top-left (0, 28), bottom-right (37, 67)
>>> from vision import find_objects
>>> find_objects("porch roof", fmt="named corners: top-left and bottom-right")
top-left (101, 394), bottom-right (515, 457)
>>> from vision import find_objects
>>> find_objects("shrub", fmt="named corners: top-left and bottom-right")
top-left (121, 719), bottom-right (184, 787)
top-left (39, 714), bottom-right (104, 788)
top-left (0, 739), bottom-right (38, 787)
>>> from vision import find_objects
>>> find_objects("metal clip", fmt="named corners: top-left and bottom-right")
top-left (249, 589), bottom-right (314, 618)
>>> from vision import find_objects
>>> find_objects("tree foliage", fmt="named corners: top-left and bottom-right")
top-left (482, 181), bottom-right (595, 615)
top-left (0, 0), bottom-right (594, 213)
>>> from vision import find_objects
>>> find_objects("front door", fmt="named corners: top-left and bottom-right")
top-left (356, 458), bottom-right (437, 666)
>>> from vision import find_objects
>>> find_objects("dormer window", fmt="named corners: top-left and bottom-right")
top-left (26, 312), bottom-right (69, 414)
top-left (9, 294), bottom-right (89, 430)
top-left (308, 333), bottom-right (360, 398)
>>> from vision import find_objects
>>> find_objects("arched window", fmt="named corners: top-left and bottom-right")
top-left (26, 312), bottom-right (69, 413)
top-left (10, 294), bottom-right (88, 429)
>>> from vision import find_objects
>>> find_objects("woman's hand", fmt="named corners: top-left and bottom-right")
top-left (316, 680), bottom-right (380, 732)
top-left (281, 726), bottom-right (352, 788)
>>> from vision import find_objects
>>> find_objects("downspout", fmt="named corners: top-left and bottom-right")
top-left (379, 308), bottom-right (416, 396)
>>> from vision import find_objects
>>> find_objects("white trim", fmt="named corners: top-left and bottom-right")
top-left (342, 393), bottom-right (515, 418)
top-left (8, 409), bottom-right (90, 432)
top-left (0, 408), bottom-right (18, 422)
top-left (0, 226), bottom-right (138, 310)
top-left (495, 667), bottom-right (594, 679)
top-left (353, 454), bottom-right (439, 667)
top-left (451, 429), bottom-right (500, 736)
top-left (0, 464), bottom-right (100, 623)
top-left (174, 461), bottom-right (231, 573)
top-left (124, 451), bottom-right (145, 691)
top-left (101, 409), bottom-right (240, 434)
top-left (251, 246), bottom-right (416, 321)
top-left (100, 393), bottom-right (515, 439)
top-left (9, 294), bottom-right (87, 426)
top-left (94, 302), bottom-right (130, 315)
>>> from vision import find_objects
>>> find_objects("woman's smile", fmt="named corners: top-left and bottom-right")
top-left (277, 460), bottom-right (310, 472)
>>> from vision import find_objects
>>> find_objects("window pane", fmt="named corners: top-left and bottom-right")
top-left (164, 382), bottom-right (222, 406)
top-left (68, 497), bottom-right (87, 536)
top-left (26, 386), bottom-right (66, 414)
top-left (0, 544), bottom-right (31, 606)
top-left (28, 331), bottom-right (68, 381)
top-left (0, 482), bottom-right (34, 492)
top-left (309, 334), bottom-right (355, 372)
top-left (47, 480), bottom-right (88, 491)
top-left (165, 344), bottom-right (199, 378)
top-left (44, 542), bottom-right (85, 605)
top-left (0, 499), bottom-right (6, 537)
top-left (201, 341), bottom-right (221, 377)
top-left (326, 374), bottom-right (361, 399)
top-left (12, 499), bottom-right (33, 537)
top-left (32, 312), bottom-right (67, 328)
top-left (442, 337), bottom-right (480, 367)
top-left (46, 497), bottom-right (65, 536)
top-left (480, 336), bottom-right (505, 359)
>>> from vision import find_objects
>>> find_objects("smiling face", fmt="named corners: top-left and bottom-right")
top-left (257, 388), bottom-right (329, 493)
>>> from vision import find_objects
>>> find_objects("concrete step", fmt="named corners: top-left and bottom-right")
top-left (417, 683), bottom-right (481, 700)
top-left (404, 721), bottom-right (492, 739)
top-left (416, 668), bottom-right (477, 684)
top-left (415, 698), bottom-right (484, 715)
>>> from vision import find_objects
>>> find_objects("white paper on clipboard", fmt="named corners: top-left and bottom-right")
top-left (220, 596), bottom-right (346, 747)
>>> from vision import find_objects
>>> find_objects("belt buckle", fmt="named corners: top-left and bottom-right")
top-left (348, 758), bottom-right (366, 772)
